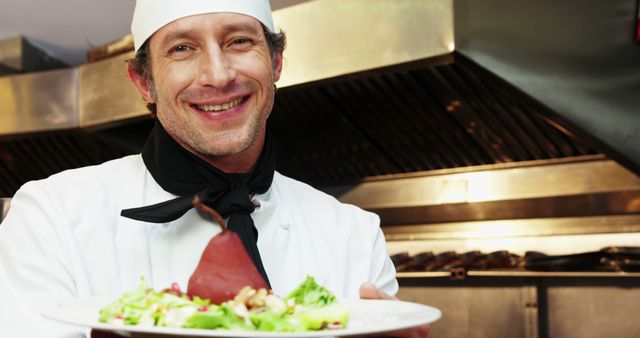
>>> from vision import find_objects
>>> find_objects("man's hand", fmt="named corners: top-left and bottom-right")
top-left (358, 283), bottom-right (430, 338)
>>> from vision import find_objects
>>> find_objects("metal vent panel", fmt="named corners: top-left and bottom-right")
top-left (0, 53), bottom-right (601, 196)
top-left (270, 53), bottom-right (599, 186)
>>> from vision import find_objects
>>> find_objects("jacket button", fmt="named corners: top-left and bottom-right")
top-left (280, 223), bottom-right (290, 230)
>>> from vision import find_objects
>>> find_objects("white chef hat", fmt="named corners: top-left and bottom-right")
top-left (131, 0), bottom-right (275, 52)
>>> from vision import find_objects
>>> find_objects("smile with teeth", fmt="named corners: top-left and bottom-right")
top-left (196, 97), bottom-right (244, 112)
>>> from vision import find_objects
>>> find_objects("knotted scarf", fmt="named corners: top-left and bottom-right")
top-left (121, 121), bottom-right (274, 286)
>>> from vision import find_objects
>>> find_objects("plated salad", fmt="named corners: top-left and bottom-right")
top-left (98, 276), bottom-right (349, 332)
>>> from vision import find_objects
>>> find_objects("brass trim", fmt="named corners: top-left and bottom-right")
top-left (78, 52), bottom-right (149, 128)
top-left (0, 68), bottom-right (78, 135)
top-left (397, 272), bottom-right (452, 278)
top-left (323, 158), bottom-right (640, 232)
top-left (328, 159), bottom-right (640, 209)
top-left (348, 154), bottom-right (608, 183)
top-left (397, 271), bottom-right (640, 278)
top-left (274, 0), bottom-right (454, 87)
top-left (383, 215), bottom-right (640, 240)
top-left (0, 36), bottom-right (23, 70)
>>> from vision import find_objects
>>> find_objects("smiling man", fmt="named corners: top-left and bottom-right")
top-left (0, 1), bottom-right (426, 337)
top-left (132, 12), bottom-right (279, 171)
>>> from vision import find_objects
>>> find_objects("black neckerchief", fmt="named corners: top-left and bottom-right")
top-left (121, 121), bottom-right (275, 286)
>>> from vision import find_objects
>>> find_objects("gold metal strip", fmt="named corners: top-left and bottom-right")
top-left (78, 52), bottom-right (149, 128)
top-left (383, 215), bottom-right (640, 240)
top-left (0, 68), bottom-right (78, 135)
top-left (328, 159), bottom-right (640, 210)
top-left (397, 271), bottom-right (640, 278)
top-left (273, 0), bottom-right (454, 87)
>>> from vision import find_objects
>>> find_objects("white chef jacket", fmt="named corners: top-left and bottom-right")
top-left (0, 155), bottom-right (398, 338)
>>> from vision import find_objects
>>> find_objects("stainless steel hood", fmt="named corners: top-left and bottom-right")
top-left (273, 0), bottom-right (454, 87)
top-left (0, 36), bottom-right (67, 73)
top-left (454, 0), bottom-right (640, 174)
top-left (0, 0), bottom-right (454, 135)
top-left (323, 155), bottom-right (640, 238)
top-left (0, 0), bottom-right (638, 241)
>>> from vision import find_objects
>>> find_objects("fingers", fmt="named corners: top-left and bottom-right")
top-left (359, 282), bottom-right (398, 300)
top-left (357, 283), bottom-right (429, 337)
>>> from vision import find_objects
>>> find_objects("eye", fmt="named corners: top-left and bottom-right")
top-left (170, 44), bottom-right (191, 54)
top-left (231, 38), bottom-right (252, 46)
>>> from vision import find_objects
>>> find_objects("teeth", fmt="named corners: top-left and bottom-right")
top-left (197, 98), bottom-right (242, 112)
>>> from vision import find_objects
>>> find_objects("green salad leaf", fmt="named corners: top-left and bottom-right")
top-left (292, 302), bottom-right (350, 330)
top-left (99, 275), bottom-right (349, 332)
top-left (286, 275), bottom-right (336, 308)
top-left (185, 304), bottom-right (252, 330)
top-left (99, 277), bottom-right (204, 327)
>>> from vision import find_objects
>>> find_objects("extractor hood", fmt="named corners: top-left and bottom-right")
top-left (0, 0), bottom-right (454, 135)
top-left (0, 0), bottom-right (638, 240)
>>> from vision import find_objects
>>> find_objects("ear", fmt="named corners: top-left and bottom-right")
top-left (126, 63), bottom-right (155, 104)
top-left (272, 50), bottom-right (283, 82)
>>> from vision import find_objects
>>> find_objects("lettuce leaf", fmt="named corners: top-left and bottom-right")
top-left (99, 275), bottom-right (350, 331)
top-left (185, 305), bottom-right (252, 330)
top-left (286, 276), bottom-right (336, 308)
top-left (296, 302), bottom-right (349, 330)
top-left (99, 277), bottom-right (203, 326)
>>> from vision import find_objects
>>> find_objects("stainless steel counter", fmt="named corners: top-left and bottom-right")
top-left (398, 273), bottom-right (640, 338)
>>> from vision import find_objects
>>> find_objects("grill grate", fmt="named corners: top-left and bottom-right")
top-left (270, 53), bottom-right (598, 186)
top-left (0, 130), bottom-right (135, 197)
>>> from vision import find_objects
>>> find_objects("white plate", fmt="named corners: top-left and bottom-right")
top-left (43, 297), bottom-right (441, 337)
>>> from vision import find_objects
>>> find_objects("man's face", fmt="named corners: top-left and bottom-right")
top-left (139, 13), bottom-right (282, 159)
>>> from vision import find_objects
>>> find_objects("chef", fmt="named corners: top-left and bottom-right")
top-left (0, 1), bottom-right (427, 337)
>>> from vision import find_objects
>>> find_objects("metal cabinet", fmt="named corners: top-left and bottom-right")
top-left (397, 273), bottom-right (640, 338)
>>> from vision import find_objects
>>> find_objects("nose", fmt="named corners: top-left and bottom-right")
top-left (197, 46), bottom-right (237, 88)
